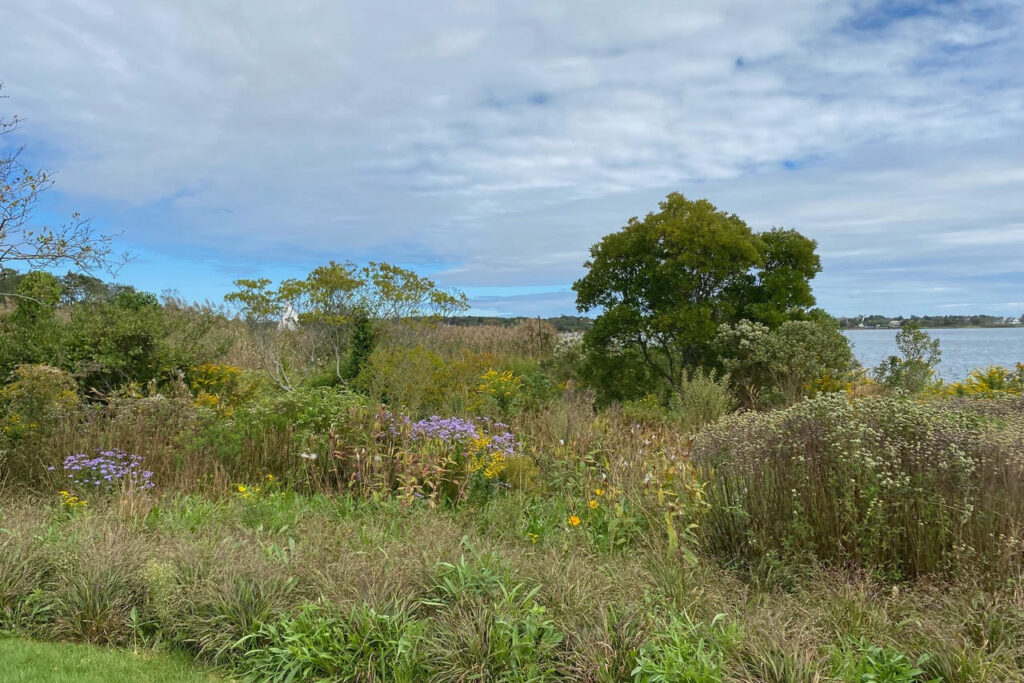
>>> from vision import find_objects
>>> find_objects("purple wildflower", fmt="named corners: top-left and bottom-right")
top-left (57, 448), bottom-right (155, 493)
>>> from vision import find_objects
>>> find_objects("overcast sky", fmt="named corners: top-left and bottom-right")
top-left (1, 0), bottom-right (1022, 316)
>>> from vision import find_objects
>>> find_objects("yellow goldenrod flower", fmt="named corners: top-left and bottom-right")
top-left (568, 515), bottom-right (581, 527)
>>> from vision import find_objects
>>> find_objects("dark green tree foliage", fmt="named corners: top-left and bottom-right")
top-left (10, 270), bottom-right (62, 322)
top-left (730, 228), bottom-right (820, 327)
top-left (1, 271), bottom-right (226, 394)
top-left (343, 314), bottom-right (377, 381)
top-left (573, 193), bottom-right (821, 400)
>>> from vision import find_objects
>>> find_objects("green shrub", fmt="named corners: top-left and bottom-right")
top-left (669, 369), bottom-right (735, 432)
top-left (715, 318), bottom-right (854, 408)
top-left (620, 369), bottom-right (733, 433)
top-left (0, 364), bottom-right (78, 483)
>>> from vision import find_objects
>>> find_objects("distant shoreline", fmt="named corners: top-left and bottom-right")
top-left (843, 325), bottom-right (1024, 330)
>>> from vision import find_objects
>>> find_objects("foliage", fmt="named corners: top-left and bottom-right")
top-left (235, 603), bottom-right (427, 682)
top-left (574, 193), bottom-right (820, 399)
top-left (715, 317), bottom-right (854, 408)
top-left (621, 369), bottom-right (734, 433)
top-left (939, 363), bottom-right (1024, 397)
top-left (693, 393), bottom-right (1024, 578)
top-left (0, 281), bottom-right (229, 395)
top-left (873, 322), bottom-right (942, 394)
top-left (830, 640), bottom-right (935, 683)
top-left (477, 368), bottom-right (525, 417)
top-left (0, 364), bottom-right (78, 443)
top-left (631, 612), bottom-right (741, 682)
top-left (187, 362), bottom-right (259, 414)
top-left (226, 261), bottom-right (468, 390)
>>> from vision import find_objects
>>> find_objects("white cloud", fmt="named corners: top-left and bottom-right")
top-left (0, 0), bottom-right (1022, 315)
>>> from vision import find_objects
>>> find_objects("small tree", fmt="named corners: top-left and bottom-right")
top-left (227, 261), bottom-right (467, 391)
top-left (873, 322), bottom-right (941, 393)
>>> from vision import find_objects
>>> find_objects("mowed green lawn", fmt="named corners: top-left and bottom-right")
top-left (0, 635), bottom-right (219, 683)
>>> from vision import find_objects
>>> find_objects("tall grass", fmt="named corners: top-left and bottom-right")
top-left (693, 393), bottom-right (1024, 579)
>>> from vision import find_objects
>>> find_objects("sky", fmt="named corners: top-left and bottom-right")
top-left (1, 0), bottom-right (1022, 317)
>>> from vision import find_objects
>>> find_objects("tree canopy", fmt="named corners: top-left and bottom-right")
top-left (573, 193), bottom-right (822, 398)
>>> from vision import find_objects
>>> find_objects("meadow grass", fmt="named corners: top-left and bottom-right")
top-left (2, 487), bottom-right (1024, 681)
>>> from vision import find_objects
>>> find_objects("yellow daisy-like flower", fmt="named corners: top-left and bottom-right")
top-left (528, 533), bottom-right (539, 544)
top-left (594, 488), bottom-right (605, 496)
top-left (236, 485), bottom-right (247, 493)
top-left (568, 515), bottom-right (581, 527)
top-left (588, 499), bottom-right (599, 509)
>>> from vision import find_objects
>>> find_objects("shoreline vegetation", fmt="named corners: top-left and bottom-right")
top-left (2, 193), bottom-right (1024, 681)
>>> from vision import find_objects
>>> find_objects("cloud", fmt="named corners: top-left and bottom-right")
top-left (0, 0), bottom-right (1022, 314)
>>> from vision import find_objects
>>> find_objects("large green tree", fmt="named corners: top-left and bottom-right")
top-left (573, 193), bottom-right (821, 399)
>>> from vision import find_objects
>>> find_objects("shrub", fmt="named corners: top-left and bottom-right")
top-left (0, 364), bottom-right (79, 482)
top-left (620, 369), bottom-right (734, 433)
top-left (355, 344), bottom-right (457, 415)
top-left (477, 368), bottom-right (525, 417)
top-left (1, 364), bottom-right (78, 441)
top-left (669, 369), bottom-right (735, 432)
top-left (940, 364), bottom-right (1024, 397)
top-left (716, 318), bottom-right (854, 408)
top-left (693, 393), bottom-right (1024, 578)
top-left (187, 363), bottom-right (259, 414)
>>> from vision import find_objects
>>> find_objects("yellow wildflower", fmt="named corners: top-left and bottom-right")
top-left (589, 499), bottom-right (599, 509)
top-left (595, 488), bottom-right (604, 496)
top-left (568, 515), bottom-right (581, 527)
top-left (528, 533), bottom-right (539, 544)
top-left (483, 453), bottom-right (507, 479)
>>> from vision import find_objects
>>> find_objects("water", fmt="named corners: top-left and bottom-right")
top-left (843, 328), bottom-right (1024, 380)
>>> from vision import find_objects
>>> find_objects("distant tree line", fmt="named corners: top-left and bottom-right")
top-left (839, 314), bottom-right (1024, 329)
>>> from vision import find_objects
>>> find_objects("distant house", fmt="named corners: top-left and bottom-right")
top-left (888, 320), bottom-right (902, 328)
top-left (278, 303), bottom-right (299, 331)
